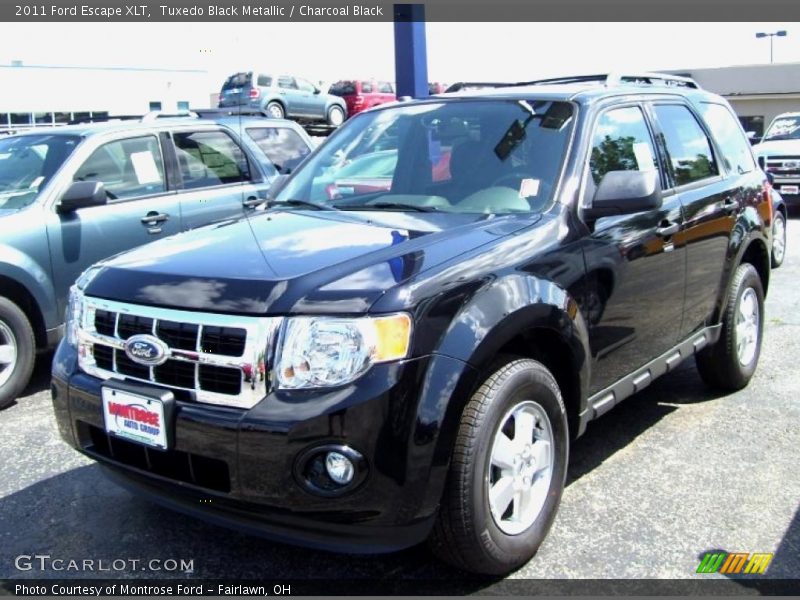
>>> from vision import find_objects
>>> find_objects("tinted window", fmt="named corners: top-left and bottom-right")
top-left (0, 134), bottom-right (80, 209)
top-left (698, 103), bottom-right (755, 174)
top-left (256, 75), bottom-right (272, 87)
top-left (277, 76), bottom-right (297, 90)
top-left (11, 113), bottom-right (31, 125)
top-left (378, 82), bottom-right (394, 94)
top-left (654, 104), bottom-right (718, 186)
top-left (173, 130), bottom-right (251, 189)
top-left (223, 72), bottom-right (251, 90)
top-left (246, 127), bottom-right (310, 174)
top-left (74, 136), bottom-right (166, 201)
top-left (361, 82), bottom-right (374, 93)
top-left (329, 81), bottom-right (356, 96)
top-left (589, 106), bottom-right (658, 185)
top-left (277, 99), bottom-right (575, 214)
top-left (149, 102), bottom-right (162, 111)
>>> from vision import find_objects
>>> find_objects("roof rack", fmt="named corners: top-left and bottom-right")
top-left (517, 72), bottom-right (700, 89)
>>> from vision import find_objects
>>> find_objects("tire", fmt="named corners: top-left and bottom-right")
top-left (327, 105), bottom-right (345, 128)
top-left (429, 358), bottom-right (569, 575)
top-left (0, 297), bottom-right (36, 409)
top-left (771, 210), bottom-right (786, 268)
top-left (695, 263), bottom-right (764, 391)
top-left (264, 101), bottom-right (285, 120)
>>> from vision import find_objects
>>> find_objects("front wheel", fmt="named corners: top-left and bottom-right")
top-left (0, 297), bottom-right (36, 409)
top-left (327, 105), bottom-right (345, 127)
top-left (429, 358), bottom-right (569, 574)
top-left (696, 263), bottom-right (764, 391)
top-left (771, 210), bottom-right (786, 268)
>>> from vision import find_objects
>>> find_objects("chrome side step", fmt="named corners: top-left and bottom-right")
top-left (587, 324), bottom-right (722, 420)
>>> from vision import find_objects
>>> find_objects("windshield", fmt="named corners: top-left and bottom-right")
top-left (0, 133), bottom-right (81, 210)
top-left (276, 99), bottom-right (575, 214)
top-left (764, 116), bottom-right (800, 141)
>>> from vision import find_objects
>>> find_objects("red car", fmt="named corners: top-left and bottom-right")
top-left (328, 80), bottom-right (396, 117)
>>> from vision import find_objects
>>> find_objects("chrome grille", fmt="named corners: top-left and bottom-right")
top-left (77, 296), bottom-right (281, 409)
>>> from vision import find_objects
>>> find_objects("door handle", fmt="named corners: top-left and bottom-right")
top-left (141, 212), bottom-right (169, 225)
top-left (242, 196), bottom-right (263, 208)
top-left (655, 222), bottom-right (680, 237)
top-left (721, 198), bottom-right (739, 213)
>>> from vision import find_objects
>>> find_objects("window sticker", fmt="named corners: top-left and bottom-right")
top-left (519, 178), bottom-right (540, 198)
top-left (632, 142), bottom-right (655, 171)
top-left (130, 151), bottom-right (161, 184)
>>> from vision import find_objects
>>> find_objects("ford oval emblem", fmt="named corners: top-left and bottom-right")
top-left (124, 334), bottom-right (169, 366)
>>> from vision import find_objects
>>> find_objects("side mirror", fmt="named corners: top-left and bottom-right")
top-left (267, 174), bottom-right (290, 199)
top-left (313, 87), bottom-right (321, 95)
top-left (58, 181), bottom-right (107, 213)
top-left (583, 170), bottom-right (662, 220)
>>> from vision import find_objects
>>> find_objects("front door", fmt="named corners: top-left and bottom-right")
top-left (46, 134), bottom-right (181, 314)
top-left (580, 104), bottom-right (687, 394)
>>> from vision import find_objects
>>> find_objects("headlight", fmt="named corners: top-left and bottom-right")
top-left (64, 266), bottom-right (102, 348)
top-left (275, 313), bottom-right (412, 389)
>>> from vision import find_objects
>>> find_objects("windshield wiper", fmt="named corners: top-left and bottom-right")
top-left (268, 199), bottom-right (338, 211)
top-left (336, 201), bottom-right (439, 213)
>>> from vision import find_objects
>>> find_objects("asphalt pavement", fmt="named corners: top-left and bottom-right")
top-left (1, 216), bottom-right (798, 592)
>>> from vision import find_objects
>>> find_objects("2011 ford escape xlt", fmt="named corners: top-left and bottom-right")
top-left (52, 73), bottom-right (772, 574)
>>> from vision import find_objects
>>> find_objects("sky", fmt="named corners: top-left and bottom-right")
top-left (0, 22), bottom-right (797, 87)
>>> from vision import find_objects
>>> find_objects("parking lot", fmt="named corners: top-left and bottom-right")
top-left (1, 216), bottom-right (798, 589)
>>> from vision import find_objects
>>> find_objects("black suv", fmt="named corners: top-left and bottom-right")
top-left (52, 73), bottom-right (772, 574)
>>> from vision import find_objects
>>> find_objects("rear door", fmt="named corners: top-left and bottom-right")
top-left (581, 103), bottom-right (687, 394)
top-left (46, 132), bottom-right (181, 310)
top-left (168, 127), bottom-right (267, 229)
top-left (277, 76), bottom-right (302, 117)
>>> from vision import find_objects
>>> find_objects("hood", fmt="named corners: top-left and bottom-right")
top-left (752, 139), bottom-right (800, 157)
top-left (86, 209), bottom-right (537, 314)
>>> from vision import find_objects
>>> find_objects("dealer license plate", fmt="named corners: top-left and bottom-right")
top-left (781, 185), bottom-right (799, 195)
top-left (102, 387), bottom-right (168, 450)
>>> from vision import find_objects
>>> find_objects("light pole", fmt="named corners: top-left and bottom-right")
top-left (755, 30), bottom-right (787, 64)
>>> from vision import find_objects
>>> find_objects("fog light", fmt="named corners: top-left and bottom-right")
top-left (325, 451), bottom-right (354, 485)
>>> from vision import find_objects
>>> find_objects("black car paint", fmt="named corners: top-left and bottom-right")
top-left (51, 86), bottom-right (772, 552)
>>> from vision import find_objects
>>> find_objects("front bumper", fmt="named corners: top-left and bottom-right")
top-left (51, 341), bottom-right (477, 553)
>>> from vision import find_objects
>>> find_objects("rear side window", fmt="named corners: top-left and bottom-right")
top-left (173, 130), bottom-right (251, 189)
top-left (256, 75), bottom-right (272, 87)
top-left (361, 81), bottom-right (374, 93)
top-left (378, 82), bottom-right (394, 94)
top-left (74, 136), bottom-right (166, 200)
top-left (329, 81), bottom-right (356, 96)
top-left (589, 106), bottom-right (658, 185)
top-left (246, 127), bottom-right (310, 174)
top-left (222, 72), bottom-right (251, 90)
top-left (653, 104), bottom-right (719, 187)
top-left (698, 103), bottom-right (755, 175)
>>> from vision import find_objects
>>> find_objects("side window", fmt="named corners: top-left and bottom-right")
top-left (256, 75), bottom-right (272, 87)
top-left (278, 76), bottom-right (297, 90)
top-left (172, 130), bottom-right (251, 190)
top-left (361, 81), bottom-right (374, 94)
top-left (296, 78), bottom-right (315, 93)
top-left (589, 106), bottom-right (658, 186)
top-left (697, 103), bottom-right (755, 175)
top-left (245, 127), bottom-right (310, 174)
top-left (378, 81), bottom-right (394, 94)
top-left (653, 104), bottom-right (719, 186)
top-left (73, 136), bottom-right (166, 200)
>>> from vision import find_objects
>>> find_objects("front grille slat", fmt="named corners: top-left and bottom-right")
top-left (83, 298), bottom-right (277, 409)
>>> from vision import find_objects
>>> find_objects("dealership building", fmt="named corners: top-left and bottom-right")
top-left (0, 62), bottom-right (214, 133)
top-left (671, 62), bottom-right (800, 136)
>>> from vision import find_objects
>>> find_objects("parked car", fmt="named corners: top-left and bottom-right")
top-left (0, 115), bottom-right (313, 408)
top-left (53, 72), bottom-right (772, 575)
top-left (771, 187), bottom-right (787, 267)
top-left (328, 80), bottom-right (396, 117)
top-left (218, 71), bottom-right (347, 128)
top-left (428, 82), bottom-right (449, 94)
top-left (752, 112), bottom-right (800, 206)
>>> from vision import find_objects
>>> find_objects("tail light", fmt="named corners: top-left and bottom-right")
top-left (249, 88), bottom-right (260, 99)
top-left (763, 180), bottom-right (773, 223)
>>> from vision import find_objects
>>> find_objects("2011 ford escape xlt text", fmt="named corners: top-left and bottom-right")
top-left (52, 73), bottom-right (773, 574)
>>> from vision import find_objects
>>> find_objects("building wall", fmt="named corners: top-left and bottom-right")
top-left (0, 64), bottom-right (214, 131)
